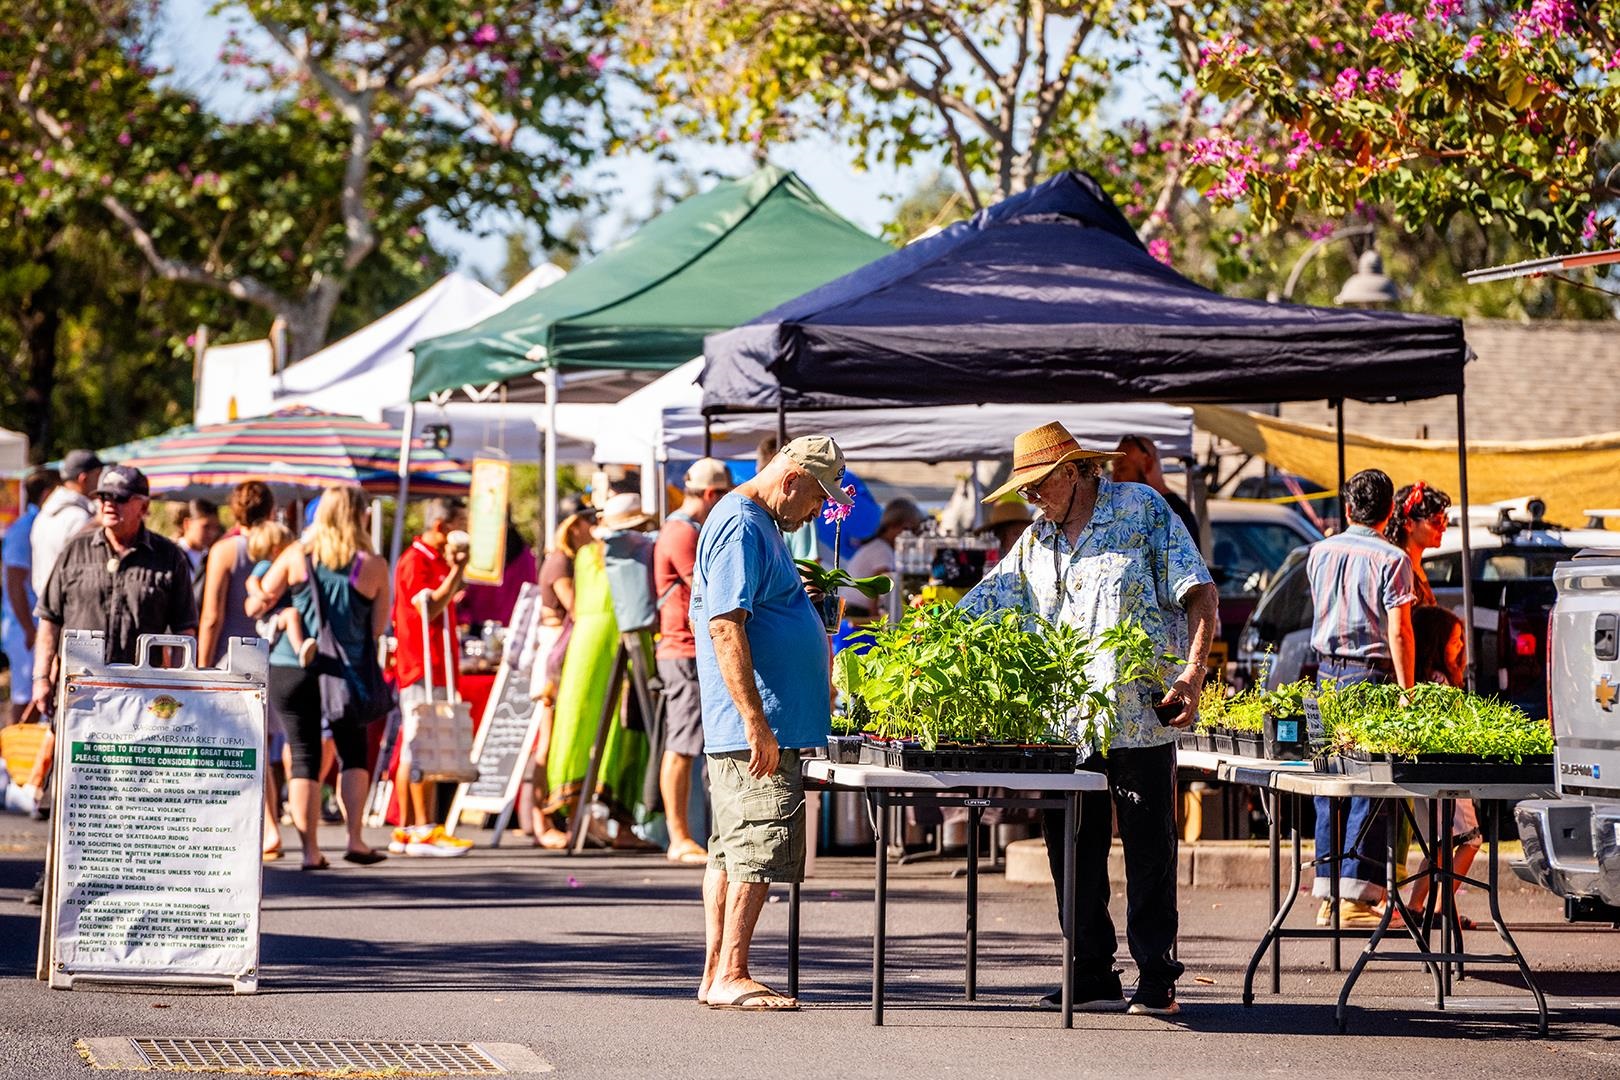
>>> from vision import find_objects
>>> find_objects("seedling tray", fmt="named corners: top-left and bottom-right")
top-left (1331, 751), bottom-right (1554, 785)
top-left (1234, 731), bottom-right (1266, 759)
top-left (860, 737), bottom-right (1080, 773)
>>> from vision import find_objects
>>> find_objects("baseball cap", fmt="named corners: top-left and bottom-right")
top-left (93, 465), bottom-right (150, 500)
top-left (684, 458), bottom-right (732, 491)
top-left (779, 435), bottom-right (852, 506)
top-left (61, 449), bottom-right (105, 480)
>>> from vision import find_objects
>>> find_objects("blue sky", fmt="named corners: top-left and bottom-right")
top-left (154, 0), bottom-right (930, 280)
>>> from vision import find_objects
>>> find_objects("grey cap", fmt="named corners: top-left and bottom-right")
top-left (61, 449), bottom-right (105, 480)
top-left (92, 465), bottom-right (150, 499)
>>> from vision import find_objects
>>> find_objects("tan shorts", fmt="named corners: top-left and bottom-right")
top-left (707, 748), bottom-right (806, 884)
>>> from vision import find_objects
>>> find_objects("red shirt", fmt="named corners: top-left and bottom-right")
top-left (654, 512), bottom-right (700, 660)
top-left (393, 537), bottom-right (457, 688)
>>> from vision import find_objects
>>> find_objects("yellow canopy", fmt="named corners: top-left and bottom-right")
top-left (1194, 406), bottom-right (1620, 529)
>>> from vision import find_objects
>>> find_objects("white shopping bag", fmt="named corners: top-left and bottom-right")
top-left (402, 591), bottom-right (478, 783)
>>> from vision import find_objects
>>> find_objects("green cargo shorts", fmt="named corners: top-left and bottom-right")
top-left (707, 748), bottom-right (806, 884)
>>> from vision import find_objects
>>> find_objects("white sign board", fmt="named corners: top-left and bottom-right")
top-left (47, 633), bottom-right (267, 993)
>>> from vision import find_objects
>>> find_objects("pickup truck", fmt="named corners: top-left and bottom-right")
top-left (1513, 549), bottom-right (1620, 923)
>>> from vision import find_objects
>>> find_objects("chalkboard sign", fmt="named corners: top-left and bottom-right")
top-left (445, 585), bottom-right (545, 844)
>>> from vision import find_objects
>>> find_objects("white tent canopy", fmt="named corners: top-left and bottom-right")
top-left (578, 358), bottom-right (1197, 465)
top-left (195, 340), bottom-right (276, 425)
top-left (270, 273), bottom-right (501, 420)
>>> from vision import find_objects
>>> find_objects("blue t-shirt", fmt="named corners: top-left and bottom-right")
top-left (692, 492), bottom-right (830, 752)
top-left (1, 506), bottom-right (39, 636)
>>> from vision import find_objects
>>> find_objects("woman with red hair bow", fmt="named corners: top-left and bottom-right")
top-left (1384, 481), bottom-right (1452, 607)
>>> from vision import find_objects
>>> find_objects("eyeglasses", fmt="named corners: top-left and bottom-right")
top-left (97, 493), bottom-right (137, 506)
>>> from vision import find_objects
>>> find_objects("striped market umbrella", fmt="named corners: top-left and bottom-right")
top-left (114, 407), bottom-right (471, 500)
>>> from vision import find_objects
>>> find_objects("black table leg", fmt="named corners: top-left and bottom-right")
top-left (1483, 801), bottom-right (1549, 1036)
top-left (966, 806), bottom-right (980, 1001)
top-left (1335, 798), bottom-right (1400, 1033)
top-left (1244, 791), bottom-right (1305, 1005)
top-left (871, 789), bottom-right (887, 1026)
top-left (788, 881), bottom-right (800, 1001)
top-left (1330, 797), bottom-right (1343, 971)
top-left (1268, 789), bottom-right (1281, 993)
top-left (1062, 791), bottom-right (1078, 1030)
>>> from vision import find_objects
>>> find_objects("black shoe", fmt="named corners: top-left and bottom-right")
top-left (1035, 970), bottom-right (1126, 1012)
top-left (23, 872), bottom-right (44, 907)
top-left (1127, 982), bottom-right (1180, 1016)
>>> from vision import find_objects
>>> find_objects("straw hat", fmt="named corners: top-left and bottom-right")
top-left (981, 422), bottom-right (1122, 504)
top-left (594, 492), bottom-right (653, 534)
top-left (980, 499), bottom-right (1033, 531)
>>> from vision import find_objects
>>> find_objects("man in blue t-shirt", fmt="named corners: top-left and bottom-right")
top-left (691, 434), bottom-right (849, 1012)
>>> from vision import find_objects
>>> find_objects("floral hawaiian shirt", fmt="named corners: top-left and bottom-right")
top-left (957, 478), bottom-right (1212, 751)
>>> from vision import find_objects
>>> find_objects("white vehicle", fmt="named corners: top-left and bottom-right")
top-left (1513, 545), bottom-right (1620, 923)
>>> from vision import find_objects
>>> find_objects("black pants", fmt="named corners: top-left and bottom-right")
top-left (1042, 742), bottom-right (1184, 988)
top-left (268, 665), bottom-right (367, 780)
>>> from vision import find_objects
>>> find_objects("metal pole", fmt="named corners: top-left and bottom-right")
top-left (543, 366), bottom-right (560, 540)
top-left (776, 398), bottom-right (787, 448)
top-left (1334, 398), bottom-right (1347, 532)
top-left (1456, 390), bottom-right (1476, 691)
top-left (703, 415), bottom-right (713, 457)
top-left (389, 403), bottom-right (414, 567)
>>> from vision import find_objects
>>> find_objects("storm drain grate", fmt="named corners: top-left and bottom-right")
top-left (130, 1038), bottom-right (506, 1075)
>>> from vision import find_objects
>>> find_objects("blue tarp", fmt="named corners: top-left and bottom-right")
top-left (701, 171), bottom-right (1469, 413)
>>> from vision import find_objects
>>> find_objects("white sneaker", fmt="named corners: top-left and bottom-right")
top-left (404, 825), bottom-right (473, 858)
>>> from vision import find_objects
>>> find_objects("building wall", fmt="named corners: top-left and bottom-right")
top-left (1279, 319), bottom-right (1619, 441)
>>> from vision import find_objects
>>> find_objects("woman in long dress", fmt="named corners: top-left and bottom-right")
top-left (541, 535), bottom-right (652, 848)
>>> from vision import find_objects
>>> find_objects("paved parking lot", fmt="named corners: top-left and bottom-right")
top-left (2, 817), bottom-right (1619, 1079)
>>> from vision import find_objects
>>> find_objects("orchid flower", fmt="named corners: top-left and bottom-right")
top-left (822, 485), bottom-right (858, 525)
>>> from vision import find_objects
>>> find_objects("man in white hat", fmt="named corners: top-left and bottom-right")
top-left (654, 458), bottom-right (734, 865)
top-left (691, 435), bottom-right (849, 1011)
top-left (960, 421), bottom-right (1218, 1017)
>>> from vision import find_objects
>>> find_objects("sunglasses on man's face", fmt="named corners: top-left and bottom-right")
top-left (97, 493), bottom-right (138, 506)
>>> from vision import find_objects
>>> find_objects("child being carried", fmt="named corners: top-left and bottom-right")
top-left (246, 521), bottom-right (317, 667)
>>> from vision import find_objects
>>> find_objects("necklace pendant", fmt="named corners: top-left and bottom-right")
top-left (106, 556), bottom-right (119, 575)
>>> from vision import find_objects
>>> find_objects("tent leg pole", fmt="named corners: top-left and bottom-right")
top-left (1334, 398), bottom-right (1347, 532)
top-left (703, 417), bottom-right (713, 457)
top-left (544, 366), bottom-right (560, 543)
top-left (390, 403), bottom-right (414, 567)
top-left (1457, 390), bottom-right (1476, 693)
top-left (777, 399), bottom-right (787, 447)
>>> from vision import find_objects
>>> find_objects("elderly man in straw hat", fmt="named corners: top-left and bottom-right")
top-left (691, 435), bottom-right (850, 1012)
top-left (959, 421), bottom-right (1218, 1017)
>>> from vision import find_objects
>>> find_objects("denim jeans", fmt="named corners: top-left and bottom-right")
top-left (1042, 741), bottom-right (1184, 989)
top-left (1313, 659), bottom-right (1392, 903)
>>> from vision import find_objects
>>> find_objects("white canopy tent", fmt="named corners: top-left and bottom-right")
top-left (567, 358), bottom-right (1196, 516)
top-left (195, 340), bottom-right (277, 425)
top-left (578, 357), bottom-right (1195, 461)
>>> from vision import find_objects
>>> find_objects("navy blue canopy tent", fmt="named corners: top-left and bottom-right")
top-left (700, 170), bottom-right (1484, 683)
top-left (699, 171), bottom-right (1467, 413)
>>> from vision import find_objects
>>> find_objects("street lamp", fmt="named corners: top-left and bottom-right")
top-left (1268, 223), bottom-right (1400, 306)
top-left (1334, 249), bottom-right (1400, 306)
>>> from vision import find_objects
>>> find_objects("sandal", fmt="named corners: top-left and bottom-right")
top-left (535, 828), bottom-right (570, 851)
top-left (343, 850), bottom-right (388, 866)
top-left (666, 841), bottom-right (709, 865)
top-left (708, 989), bottom-right (799, 1012)
top-left (300, 857), bottom-right (330, 871)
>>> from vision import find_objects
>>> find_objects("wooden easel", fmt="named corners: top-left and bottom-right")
top-left (567, 630), bottom-right (659, 854)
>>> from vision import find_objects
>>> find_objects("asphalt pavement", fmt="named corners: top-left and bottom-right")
top-left (3, 816), bottom-right (1619, 1080)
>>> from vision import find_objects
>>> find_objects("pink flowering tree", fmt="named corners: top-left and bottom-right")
top-left (1190, 1), bottom-right (1620, 249)
top-left (2, 0), bottom-right (609, 365)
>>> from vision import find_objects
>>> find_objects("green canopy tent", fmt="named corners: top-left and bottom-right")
top-left (406, 165), bottom-right (892, 544)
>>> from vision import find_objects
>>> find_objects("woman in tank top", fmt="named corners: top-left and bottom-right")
top-left (251, 485), bottom-right (392, 870)
top-left (199, 480), bottom-right (276, 666)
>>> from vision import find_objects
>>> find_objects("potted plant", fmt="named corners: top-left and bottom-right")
top-left (832, 603), bottom-right (1160, 771)
top-left (797, 561), bottom-right (892, 633)
top-left (1260, 679), bottom-right (1313, 761)
top-left (1316, 682), bottom-right (1554, 782)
